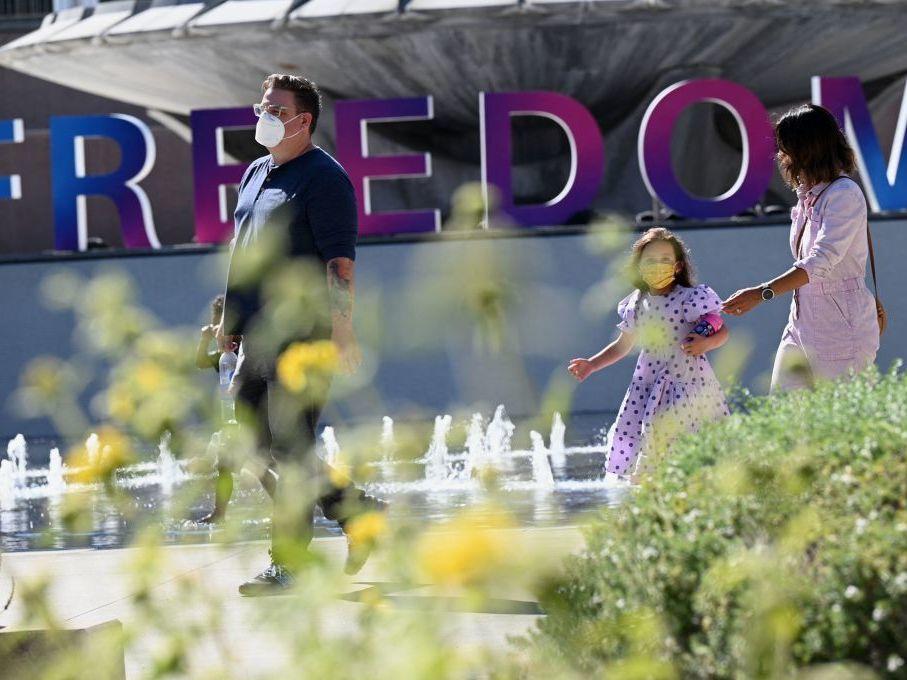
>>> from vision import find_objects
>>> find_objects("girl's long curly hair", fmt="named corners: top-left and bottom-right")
top-left (629, 227), bottom-right (696, 294)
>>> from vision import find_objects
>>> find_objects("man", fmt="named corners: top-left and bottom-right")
top-left (218, 74), bottom-right (385, 595)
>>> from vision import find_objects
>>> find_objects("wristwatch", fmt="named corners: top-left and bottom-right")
top-left (760, 285), bottom-right (775, 302)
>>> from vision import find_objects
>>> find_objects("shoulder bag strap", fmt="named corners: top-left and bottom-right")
top-left (867, 221), bottom-right (881, 300)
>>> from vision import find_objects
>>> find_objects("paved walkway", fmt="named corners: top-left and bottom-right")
top-left (0, 526), bottom-right (585, 678)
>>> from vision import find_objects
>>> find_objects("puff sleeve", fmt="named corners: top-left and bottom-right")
top-left (682, 285), bottom-right (723, 324)
top-left (616, 290), bottom-right (641, 333)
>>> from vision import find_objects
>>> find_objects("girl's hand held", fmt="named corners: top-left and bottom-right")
top-left (681, 334), bottom-right (710, 356)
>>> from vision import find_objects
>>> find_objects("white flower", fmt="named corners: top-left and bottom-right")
top-left (837, 467), bottom-right (855, 485)
top-left (683, 509), bottom-right (702, 523)
top-left (616, 598), bottom-right (626, 609)
top-left (887, 655), bottom-right (904, 672)
top-left (844, 585), bottom-right (861, 601)
top-left (641, 546), bottom-right (659, 560)
top-left (893, 572), bottom-right (907, 592)
top-left (872, 606), bottom-right (887, 622)
top-left (855, 518), bottom-right (868, 534)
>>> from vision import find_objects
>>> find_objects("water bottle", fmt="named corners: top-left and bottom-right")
top-left (692, 312), bottom-right (723, 338)
top-left (218, 349), bottom-right (238, 423)
top-left (692, 319), bottom-right (717, 337)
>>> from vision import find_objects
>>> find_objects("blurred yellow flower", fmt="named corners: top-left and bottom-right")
top-left (276, 340), bottom-right (339, 394)
top-left (328, 460), bottom-right (352, 488)
top-left (69, 427), bottom-right (135, 484)
top-left (278, 364), bottom-right (308, 393)
top-left (134, 361), bottom-right (166, 394)
top-left (711, 460), bottom-right (750, 497)
top-left (358, 586), bottom-right (387, 609)
top-left (416, 508), bottom-right (517, 587)
top-left (107, 382), bottom-right (136, 422)
top-left (636, 317), bottom-right (672, 351)
top-left (23, 358), bottom-right (65, 400)
top-left (346, 511), bottom-right (388, 547)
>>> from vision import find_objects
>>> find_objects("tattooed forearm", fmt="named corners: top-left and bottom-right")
top-left (327, 257), bottom-right (354, 321)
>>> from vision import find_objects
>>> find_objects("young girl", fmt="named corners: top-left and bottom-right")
top-left (194, 295), bottom-right (235, 523)
top-left (568, 228), bottom-right (730, 478)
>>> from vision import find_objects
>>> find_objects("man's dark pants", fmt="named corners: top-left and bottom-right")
top-left (234, 340), bottom-right (372, 566)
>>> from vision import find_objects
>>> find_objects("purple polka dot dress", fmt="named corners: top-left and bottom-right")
top-left (605, 284), bottom-right (730, 477)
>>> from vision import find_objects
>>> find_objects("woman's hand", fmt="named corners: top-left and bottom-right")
top-left (722, 287), bottom-right (762, 317)
top-left (567, 358), bottom-right (596, 382)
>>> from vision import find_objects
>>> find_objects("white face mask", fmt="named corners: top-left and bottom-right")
top-left (254, 111), bottom-right (304, 148)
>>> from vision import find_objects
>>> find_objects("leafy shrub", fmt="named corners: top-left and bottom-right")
top-left (535, 366), bottom-right (907, 679)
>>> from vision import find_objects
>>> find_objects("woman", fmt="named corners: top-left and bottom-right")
top-left (723, 103), bottom-right (879, 391)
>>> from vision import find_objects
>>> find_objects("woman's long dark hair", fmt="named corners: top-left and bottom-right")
top-left (775, 104), bottom-right (856, 189)
top-left (629, 227), bottom-right (696, 293)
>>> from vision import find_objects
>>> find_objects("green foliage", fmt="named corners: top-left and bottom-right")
top-left (8, 246), bottom-right (906, 679)
top-left (536, 366), bottom-right (907, 678)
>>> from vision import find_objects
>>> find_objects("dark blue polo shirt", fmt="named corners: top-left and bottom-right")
top-left (224, 147), bottom-right (358, 336)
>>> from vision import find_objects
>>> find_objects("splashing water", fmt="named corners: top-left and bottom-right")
top-left (380, 416), bottom-right (395, 462)
top-left (0, 410), bottom-right (627, 551)
top-left (0, 409), bottom-right (609, 511)
top-left (6, 434), bottom-right (27, 487)
top-left (205, 431), bottom-right (223, 458)
top-left (157, 432), bottom-right (180, 495)
top-left (424, 414), bottom-right (453, 482)
top-left (0, 459), bottom-right (14, 510)
top-left (529, 431), bottom-right (555, 488)
top-left (462, 412), bottom-right (486, 479)
top-left (549, 412), bottom-right (567, 472)
top-left (321, 427), bottom-right (341, 467)
top-left (46, 448), bottom-right (66, 495)
top-left (485, 405), bottom-right (515, 466)
top-left (85, 433), bottom-right (100, 468)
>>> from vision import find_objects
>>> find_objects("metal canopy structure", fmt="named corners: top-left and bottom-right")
top-left (2, 0), bottom-right (906, 216)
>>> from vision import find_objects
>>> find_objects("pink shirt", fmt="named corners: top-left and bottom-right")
top-left (790, 175), bottom-right (869, 282)
top-left (781, 173), bottom-right (879, 375)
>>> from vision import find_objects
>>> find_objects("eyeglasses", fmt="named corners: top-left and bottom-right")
top-left (253, 103), bottom-right (293, 118)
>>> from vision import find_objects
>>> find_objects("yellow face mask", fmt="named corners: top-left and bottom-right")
top-left (640, 262), bottom-right (676, 290)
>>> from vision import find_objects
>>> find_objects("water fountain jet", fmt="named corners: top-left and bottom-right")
top-left (46, 448), bottom-right (66, 495)
top-left (380, 416), bottom-right (395, 462)
top-left (529, 431), bottom-right (555, 488)
top-left (321, 427), bottom-right (341, 468)
top-left (485, 405), bottom-right (515, 468)
top-left (0, 459), bottom-right (14, 511)
top-left (157, 432), bottom-right (180, 495)
top-left (6, 434), bottom-right (27, 488)
top-left (424, 415), bottom-right (452, 482)
top-left (549, 412), bottom-right (567, 473)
